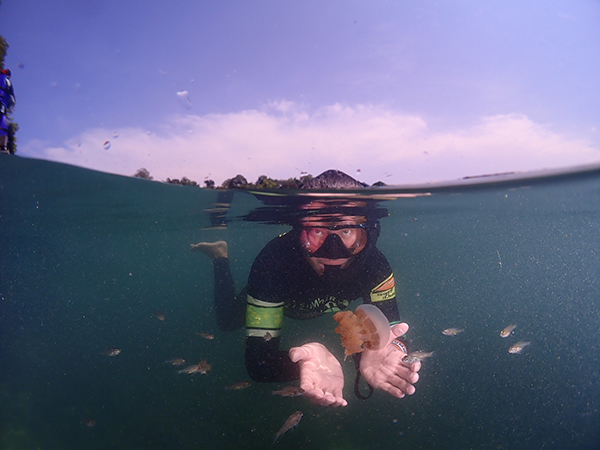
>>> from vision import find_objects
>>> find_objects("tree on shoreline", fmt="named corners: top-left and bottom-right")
top-left (132, 168), bottom-right (317, 190)
top-left (0, 36), bottom-right (7, 67)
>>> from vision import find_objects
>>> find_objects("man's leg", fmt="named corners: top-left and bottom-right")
top-left (0, 137), bottom-right (8, 153)
top-left (192, 241), bottom-right (246, 331)
top-left (0, 115), bottom-right (9, 154)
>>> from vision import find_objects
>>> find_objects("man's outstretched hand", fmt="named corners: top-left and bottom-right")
top-left (289, 343), bottom-right (348, 407)
top-left (360, 323), bottom-right (421, 398)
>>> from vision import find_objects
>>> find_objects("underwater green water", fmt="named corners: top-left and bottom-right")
top-left (1, 155), bottom-right (599, 450)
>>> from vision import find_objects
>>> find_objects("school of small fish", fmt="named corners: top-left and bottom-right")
top-left (399, 322), bottom-right (532, 371)
top-left (436, 324), bottom-right (531, 356)
top-left (98, 306), bottom-right (532, 446)
top-left (438, 323), bottom-right (532, 355)
top-left (96, 312), bottom-right (312, 445)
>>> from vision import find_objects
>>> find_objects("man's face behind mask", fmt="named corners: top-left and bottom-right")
top-left (300, 223), bottom-right (368, 259)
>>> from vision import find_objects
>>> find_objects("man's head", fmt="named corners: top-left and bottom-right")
top-left (298, 200), bottom-right (368, 265)
top-left (296, 170), bottom-right (387, 266)
top-left (244, 169), bottom-right (387, 268)
top-left (297, 170), bottom-right (372, 267)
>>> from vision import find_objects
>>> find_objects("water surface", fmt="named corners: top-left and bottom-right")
top-left (1, 156), bottom-right (599, 449)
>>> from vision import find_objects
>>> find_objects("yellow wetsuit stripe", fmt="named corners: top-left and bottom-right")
top-left (370, 273), bottom-right (396, 303)
top-left (245, 295), bottom-right (284, 338)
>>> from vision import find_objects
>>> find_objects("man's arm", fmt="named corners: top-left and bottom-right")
top-left (359, 252), bottom-right (421, 398)
top-left (245, 336), bottom-right (300, 382)
top-left (368, 272), bottom-right (401, 324)
top-left (244, 293), bottom-right (300, 382)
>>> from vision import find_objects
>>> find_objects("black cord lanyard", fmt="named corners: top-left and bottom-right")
top-left (353, 353), bottom-right (373, 400)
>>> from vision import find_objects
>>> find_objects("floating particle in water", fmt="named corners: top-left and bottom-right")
top-left (103, 141), bottom-right (111, 150)
top-left (113, 132), bottom-right (119, 139)
top-left (176, 90), bottom-right (192, 109)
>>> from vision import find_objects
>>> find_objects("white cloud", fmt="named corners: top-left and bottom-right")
top-left (22, 103), bottom-right (600, 186)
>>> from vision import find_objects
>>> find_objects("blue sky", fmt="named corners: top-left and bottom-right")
top-left (2, 0), bottom-right (599, 185)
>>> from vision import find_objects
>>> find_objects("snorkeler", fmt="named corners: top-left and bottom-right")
top-left (0, 68), bottom-right (16, 154)
top-left (191, 170), bottom-right (420, 407)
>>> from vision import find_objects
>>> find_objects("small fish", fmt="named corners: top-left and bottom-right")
top-left (272, 386), bottom-right (305, 397)
top-left (274, 411), bottom-right (303, 444)
top-left (81, 418), bottom-right (96, 428)
top-left (196, 332), bottom-right (214, 340)
top-left (402, 351), bottom-right (435, 364)
top-left (500, 324), bottom-right (517, 338)
top-left (165, 358), bottom-right (186, 366)
top-left (178, 364), bottom-right (200, 375)
top-left (102, 347), bottom-right (121, 356)
top-left (154, 312), bottom-right (166, 321)
top-left (509, 341), bottom-right (531, 354)
top-left (226, 381), bottom-right (251, 390)
top-left (197, 359), bottom-right (212, 375)
top-left (442, 328), bottom-right (464, 336)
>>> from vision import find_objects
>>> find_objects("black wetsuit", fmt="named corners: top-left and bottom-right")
top-left (212, 229), bottom-right (400, 383)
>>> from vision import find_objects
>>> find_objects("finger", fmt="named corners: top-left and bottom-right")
top-left (303, 388), bottom-right (325, 403)
top-left (320, 393), bottom-right (338, 407)
top-left (304, 388), bottom-right (347, 407)
top-left (309, 392), bottom-right (333, 407)
top-left (288, 347), bottom-right (309, 363)
top-left (395, 364), bottom-right (420, 384)
top-left (388, 372), bottom-right (418, 395)
top-left (378, 382), bottom-right (406, 399)
top-left (320, 393), bottom-right (347, 407)
top-left (408, 360), bottom-right (422, 373)
top-left (390, 322), bottom-right (409, 338)
top-left (330, 397), bottom-right (348, 407)
top-left (330, 389), bottom-right (348, 407)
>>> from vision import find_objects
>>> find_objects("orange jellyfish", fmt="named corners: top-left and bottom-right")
top-left (333, 304), bottom-right (390, 359)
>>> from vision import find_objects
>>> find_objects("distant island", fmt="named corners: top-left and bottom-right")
top-left (132, 168), bottom-right (386, 189)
